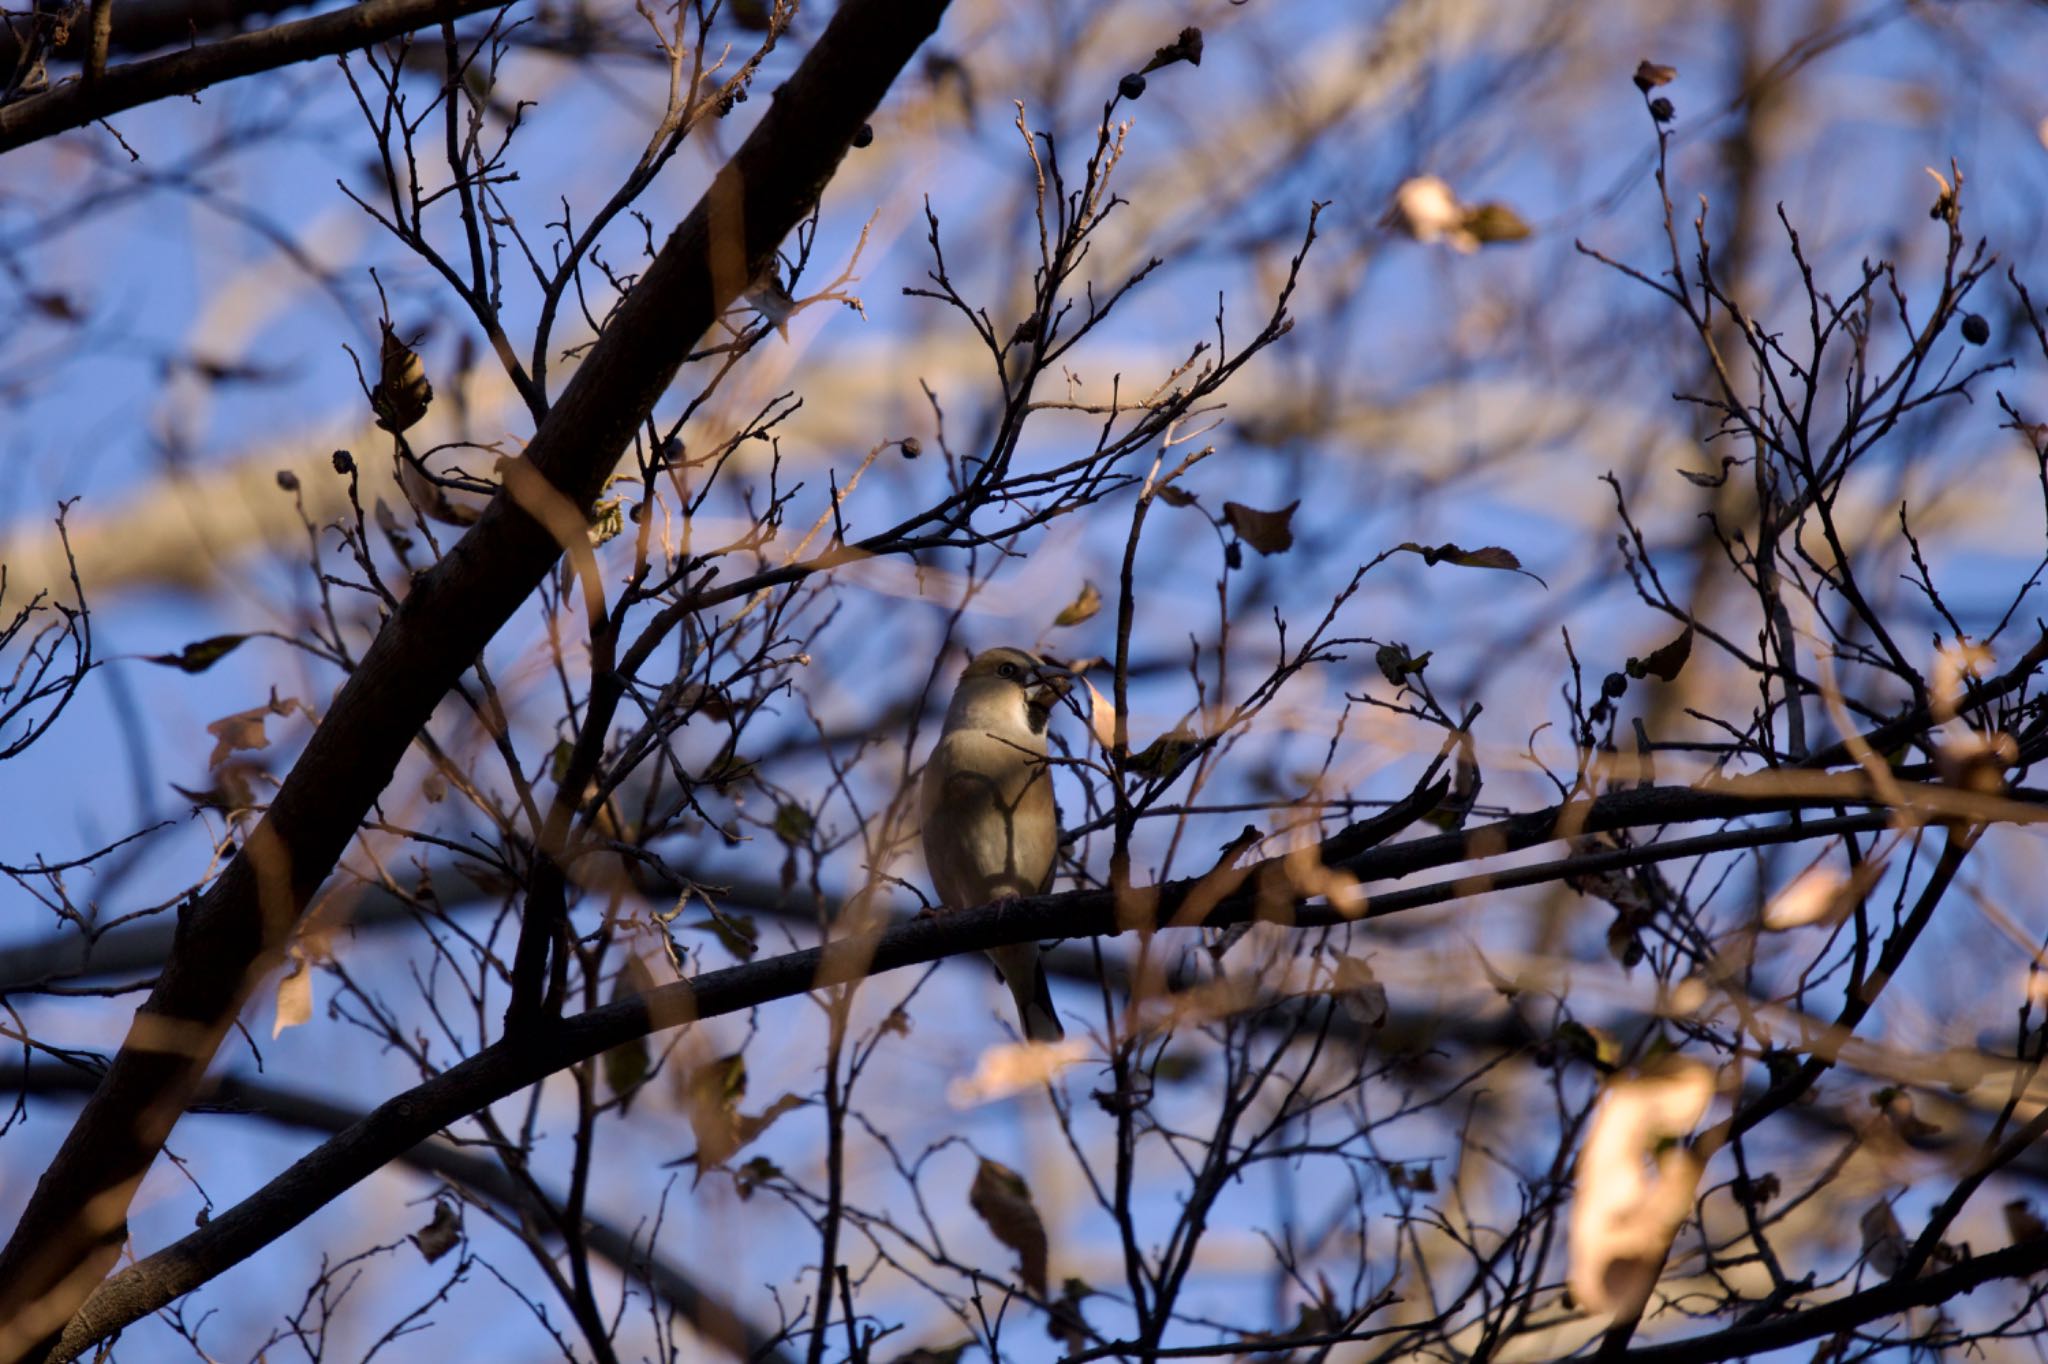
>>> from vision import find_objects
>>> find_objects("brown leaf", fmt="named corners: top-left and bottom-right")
top-left (1394, 541), bottom-right (1546, 586)
top-left (1138, 25), bottom-right (1202, 74)
top-left (1633, 60), bottom-right (1677, 91)
top-left (1677, 456), bottom-right (1739, 488)
top-left (27, 291), bottom-right (81, 323)
top-left (969, 1157), bottom-right (1049, 1295)
top-left (410, 1199), bottom-right (461, 1263)
top-left (1223, 500), bottom-right (1298, 555)
top-left (1375, 642), bottom-right (1432, 686)
top-left (2006, 1199), bottom-right (2048, 1244)
top-left (1155, 484), bottom-right (1198, 508)
top-left (1626, 623), bottom-right (1694, 682)
top-left (271, 955), bottom-right (313, 1038)
top-left (204, 693), bottom-right (303, 769)
top-left (1054, 581), bottom-right (1102, 627)
top-left (371, 321), bottom-right (433, 434)
top-left (146, 633), bottom-right (251, 673)
top-left (1460, 202), bottom-right (1532, 245)
top-left (1328, 954), bottom-right (1387, 1028)
top-left (603, 954), bottom-right (656, 1111)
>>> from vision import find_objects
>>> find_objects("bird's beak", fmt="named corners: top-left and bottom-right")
top-left (1026, 661), bottom-right (1074, 710)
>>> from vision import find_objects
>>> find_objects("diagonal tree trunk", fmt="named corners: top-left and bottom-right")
top-left (0, 0), bottom-right (952, 1355)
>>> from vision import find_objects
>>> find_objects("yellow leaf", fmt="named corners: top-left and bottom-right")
top-left (1567, 1058), bottom-right (1712, 1316)
top-left (1084, 677), bottom-right (1117, 752)
top-left (1053, 581), bottom-right (1102, 627)
top-left (272, 956), bottom-right (313, 1038)
top-left (948, 1038), bottom-right (1089, 1107)
top-left (969, 1158), bottom-right (1049, 1295)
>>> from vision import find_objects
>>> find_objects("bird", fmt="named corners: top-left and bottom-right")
top-left (920, 645), bottom-right (1068, 1042)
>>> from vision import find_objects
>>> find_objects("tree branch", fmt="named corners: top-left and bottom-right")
top-left (48, 780), bottom-right (2048, 1357)
top-left (2, 1063), bottom-right (795, 1364)
top-left (0, 0), bottom-right (516, 154)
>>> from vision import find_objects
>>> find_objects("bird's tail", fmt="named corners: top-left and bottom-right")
top-left (989, 943), bottom-right (1064, 1042)
top-left (1013, 959), bottom-right (1065, 1043)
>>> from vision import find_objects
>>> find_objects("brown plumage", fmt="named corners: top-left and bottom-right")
top-left (920, 646), bottom-right (1066, 1042)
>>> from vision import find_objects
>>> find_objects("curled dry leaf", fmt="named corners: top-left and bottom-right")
top-left (1083, 677), bottom-right (1118, 752)
top-left (205, 692), bottom-right (305, 769)
top-left (1054, 580), bottom-right (1102, 627)
top-left (1762, 863), bottom-right (1849, 931)
top-left (1328, 954), bottom-right (1388, 1029)
top-left (1632, 60), bottom-right (1677, 91)
top-left (1861, 1200), bottom-right (1907, 1276)
top-left (948, 1037), bottom-right (1089, 1107)
top-left (2006, 1198), bottom-right (2048, 1244)
top-left (1222, 500), bottom-right (1298, 556)
top-left (370, 320), bottom-right (433, 434)
top-left (1626, 623), bottom-right (1694, 683)
top-left (1460, 202), bottom-right (1532, 245)
top-left (144, 633), bottom-right (250, 673)
top-left (1567, 1057), bottom-right (1713, 1317)
top-left (1394, 541), bottom-right (1547, 586)
top-left (271, 954), bottom-right (313, 1039)
top-left (969, 1157), bottom-right (1050, 1295)
top-left (410, 1199), bottom-right (461, 1263)
top-left (603, 953), bottom-right (657, 1110)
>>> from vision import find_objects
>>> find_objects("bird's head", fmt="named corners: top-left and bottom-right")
top-left (951, 646), bottom-right (1072, 735)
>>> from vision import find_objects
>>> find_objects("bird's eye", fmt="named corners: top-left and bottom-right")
top-left (997, 662), bottom-right (1018, 679)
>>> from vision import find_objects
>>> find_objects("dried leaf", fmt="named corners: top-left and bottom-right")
top-left (1128, 722), bottom-right (1198, 777)
top-left (685, 909), bottom-right (760, 961)
top-left (1155, 484), bottom-right (1198, 508)
top-left (1222, 500), bottom-right (1299, 556)
top-left (1762, 863), bottom-right (1849, 931)
top-left (271, 955), bottom-right (313, 1038)
top-left (1083, 677), bottom-right (1118, 752)
top-left (1388, 176), bottom-right (1473, 251)
top-left (1677, 456), bottom-right (1739, 488)
top-left (1054, 581), bottom-right (1102, 627)
top-left (1138, 25), bottom-right (1202, 74)
top-left (145, 634), bottom-right (250, 673)
top-left (1329, 954), bottom-right (1388, 1029)
top-left (205, 693), bottom-right (302, 769)
top-left (1632, 60), bottom-right (1677, 91)
top-left (1460, 202), bottom-right (1532, 245)
top-left (734, 1155), bottom-right (781, 1201)
top-left (949, 1038), bottom-right (1089, 1106)
top-left (969, 1157), bottom-right (1049, 1295)
top-left (370, 321), bottom-right (433, 434)
top-left (2006, 1199), bottom-right (2047, 1244)
top-left (1626, 624), bottom-right (1694, 682)
top-left (396, 456), bottom-right (480, 527)
top-left (1374, 642), bottom-right (1431, 686)
top-left (1394, 541), bottom-right (1547, 586)
top-left (773, 802), bottom-right (814, 846)
top-left (410, 1199), bottom-right (461, 1263)
top-left (1860, 1201), bottom-right (1906, 1276)
top-left (603, 954), bottom-right (656, 1111)
top-left (28, 291), bottom-right (80, 323)
top-left (1568, 1058), bottom-right (1712, 1316)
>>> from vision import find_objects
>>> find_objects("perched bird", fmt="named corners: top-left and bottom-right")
top-left (921, 646), bottom-right (1068, 1042)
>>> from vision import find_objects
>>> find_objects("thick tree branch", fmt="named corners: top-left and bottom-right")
top-left (48, 779), bottom-right (2048, 1356)
top-left (2, 1063), bottom-right (795, 1364)
top-left (0, 0), bottom-right (952, 1354)
top-left (0, 0), bottom-right (515, 154)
